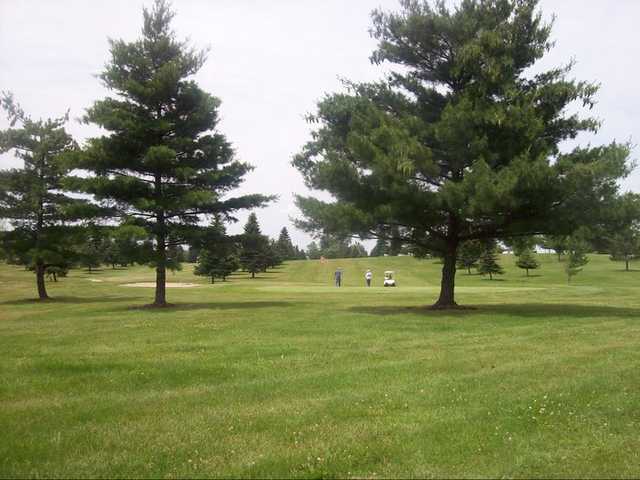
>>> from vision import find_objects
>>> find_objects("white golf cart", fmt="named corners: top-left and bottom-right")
top-left (383, 270), bottom-right (396, 287)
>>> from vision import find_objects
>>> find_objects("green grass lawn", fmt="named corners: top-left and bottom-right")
top-left (1, 254), bottom-right (639, 478)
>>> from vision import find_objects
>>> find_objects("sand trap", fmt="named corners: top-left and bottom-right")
top-left (121, 282), bottom-right (199, 288)
top-left (88, 279), bottom-right (104, 283)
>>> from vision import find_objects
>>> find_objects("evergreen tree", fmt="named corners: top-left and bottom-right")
top-left (515, 248), bottom-right (540, 276)
top-left (0, 93), bottom-right (101, 299)
top-left (456, 239), bottom-right (483, 274)
top-left (541, 235), bottom-right (569, 261)
top-left (73, 0), bottom-right (270, 306)
top-left (293, 0), bottom-right (630, 308)
top-left (609, 228), bottom-right (640, 272)
top-left (306, 241), bottom-right (321, 260)
top-left (505, 236), bottom-right (538, 257)
top-left (370, 237), bottom-right (388, 257)
top-left (194, 217), bottom-right (239, 283)
top-left (111, 223), bottom-right (147, 267)
top-left (294, 246), bottom-right (307, 260)
top-left (240, 213), bottom-right (269, 278)
top-left (77, 222), bottom-right (107, 272)
top-left (276, 227), bottom-right (296, 260)
top-left (388, 226), bottom-right (403, 256)
top-left (605, 192), bottom-right (640, 272)
top-left (478, 242), bottom-right (504, 280)
top-left (565, 237), bottom-right (589, 283)
top-left (265, 239), bottom-right (283, 270)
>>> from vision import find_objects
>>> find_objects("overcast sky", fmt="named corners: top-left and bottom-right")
top-left (1, 0), bottom-right (639, 248)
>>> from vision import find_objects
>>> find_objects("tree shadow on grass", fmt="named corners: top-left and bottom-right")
top-left (349, 303), bottom-right (640, 319)
top-left (125, 301), bottom-right (295, 312)
top-left (0, 295), bottom-right (145, 306)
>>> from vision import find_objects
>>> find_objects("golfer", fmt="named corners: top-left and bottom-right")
top-left (334, 268), bottom-right (343, 287)
top-left (365, 269), bottom-right (372, 287)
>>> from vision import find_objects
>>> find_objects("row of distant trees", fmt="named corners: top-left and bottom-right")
top-left (193, 218), bottom-right (305, 283)
top-left (456, 236), bottom-right (588, 283)
top-left (0, 210), bottom-right (306, 284)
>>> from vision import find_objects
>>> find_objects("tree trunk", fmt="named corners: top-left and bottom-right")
top-left (251, 271), bottom-right (255, 279)
top-left (211, 276), bottom-right (214, 284)
top-left (526, 268), bottom-right (529, 277)
top-left (153, 224), bottom-right (168, 307)
top-left (433, 250), bottom-right (457, 308)
top-left (53, 271), bottom-right (57, 282)
top-left (36, 262), bottom-right (49, 300)
top-left (626, 258), bottom-right (629, 271)
top-left (467, 267), bottom-right (471, 275)
top-left (489, 272), bottom-right (493, 280)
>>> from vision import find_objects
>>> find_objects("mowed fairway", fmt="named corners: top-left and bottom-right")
top-left (1, 255), bottom-right (639, 478)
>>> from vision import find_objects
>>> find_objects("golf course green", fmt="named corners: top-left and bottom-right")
top-left (1, 254), bottom-right (639, 477)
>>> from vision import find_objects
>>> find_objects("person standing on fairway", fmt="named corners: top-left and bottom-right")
top-left (334, 268), bottom-right (343, 287)
top-left (365, 269), bottom-right (373, 287)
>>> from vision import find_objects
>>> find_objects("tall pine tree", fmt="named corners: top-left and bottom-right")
top-left (276, 227), bottom-right (295, 260)
top-left (293, 0), bottom-right (631, 308)
top-left (74, 1), bottom-right (270, 306)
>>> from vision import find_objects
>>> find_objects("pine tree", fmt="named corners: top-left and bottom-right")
top-left (276, 227), bottom-right (295, 260)
top-left (293, 0), bottom-right (630, 308)
top-left (77, 222), bottom-right (108, 272)
top-left (609, 228), bottom-right (640, 272)
top-left (73, 0), bottom-right (270, 306)
top-left (457, 240), bottom-right (483, 275)
top-left (370, 236), bottom-right (388, 257)
top-left (0, 93), bottom-right (102, 299)
top-left (194, 217), bottom-right (239, 283)
top-left (239, 213), bottom-right (269, 278)
top-left (478, 243), bottom-right (504, 280)
top-left (388, 226), bottom-right (403, 256)
top-left (515, 248), bottom-right (540, 276)
top-left (306, 241), bottom-right (321, 260)
top-left (565, 237), bottom-right (589, 283)
top-left (542, 235), bottom-right (569, 261)
top-left (265, 239), bottom-right (283, 270)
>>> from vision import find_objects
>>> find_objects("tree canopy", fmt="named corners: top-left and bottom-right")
top-left (0, 93), bottom-right (103, 299)
top-left (72, 0), bottom-right (271, 306)
top-left (293, 0), bottom-right (631, 308)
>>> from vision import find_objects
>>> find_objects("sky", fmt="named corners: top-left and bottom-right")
top-left (1, 0), bottom-right (640, 249)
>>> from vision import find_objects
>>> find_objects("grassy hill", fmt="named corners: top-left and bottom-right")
top-left (0, 255), bottom-right (639, 477)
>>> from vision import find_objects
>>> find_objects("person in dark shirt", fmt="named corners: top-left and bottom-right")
top-left (334, 268), bottom-right (343, 287)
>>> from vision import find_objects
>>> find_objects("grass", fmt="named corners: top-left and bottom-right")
top-left (0, 254), bottom-right (639, 478)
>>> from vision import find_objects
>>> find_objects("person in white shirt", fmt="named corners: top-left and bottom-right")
top-left (365, 269), bottom-right (373, 287)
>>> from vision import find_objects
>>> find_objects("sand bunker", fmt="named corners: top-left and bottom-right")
top-left (88, 279), bottom-right (104, 283)
top-left (121, 282), bottom-right (198, 288)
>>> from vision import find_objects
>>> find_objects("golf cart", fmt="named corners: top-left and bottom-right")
top-left (383, 270), bottom-right (396, 287)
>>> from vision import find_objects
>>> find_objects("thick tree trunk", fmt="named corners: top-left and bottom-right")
top-left (36, 262), bottom-right (49, 300)
top-left (432, 250), bottom-right (457, 308)
top-left (154, 261), bottom-right (167, 306)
